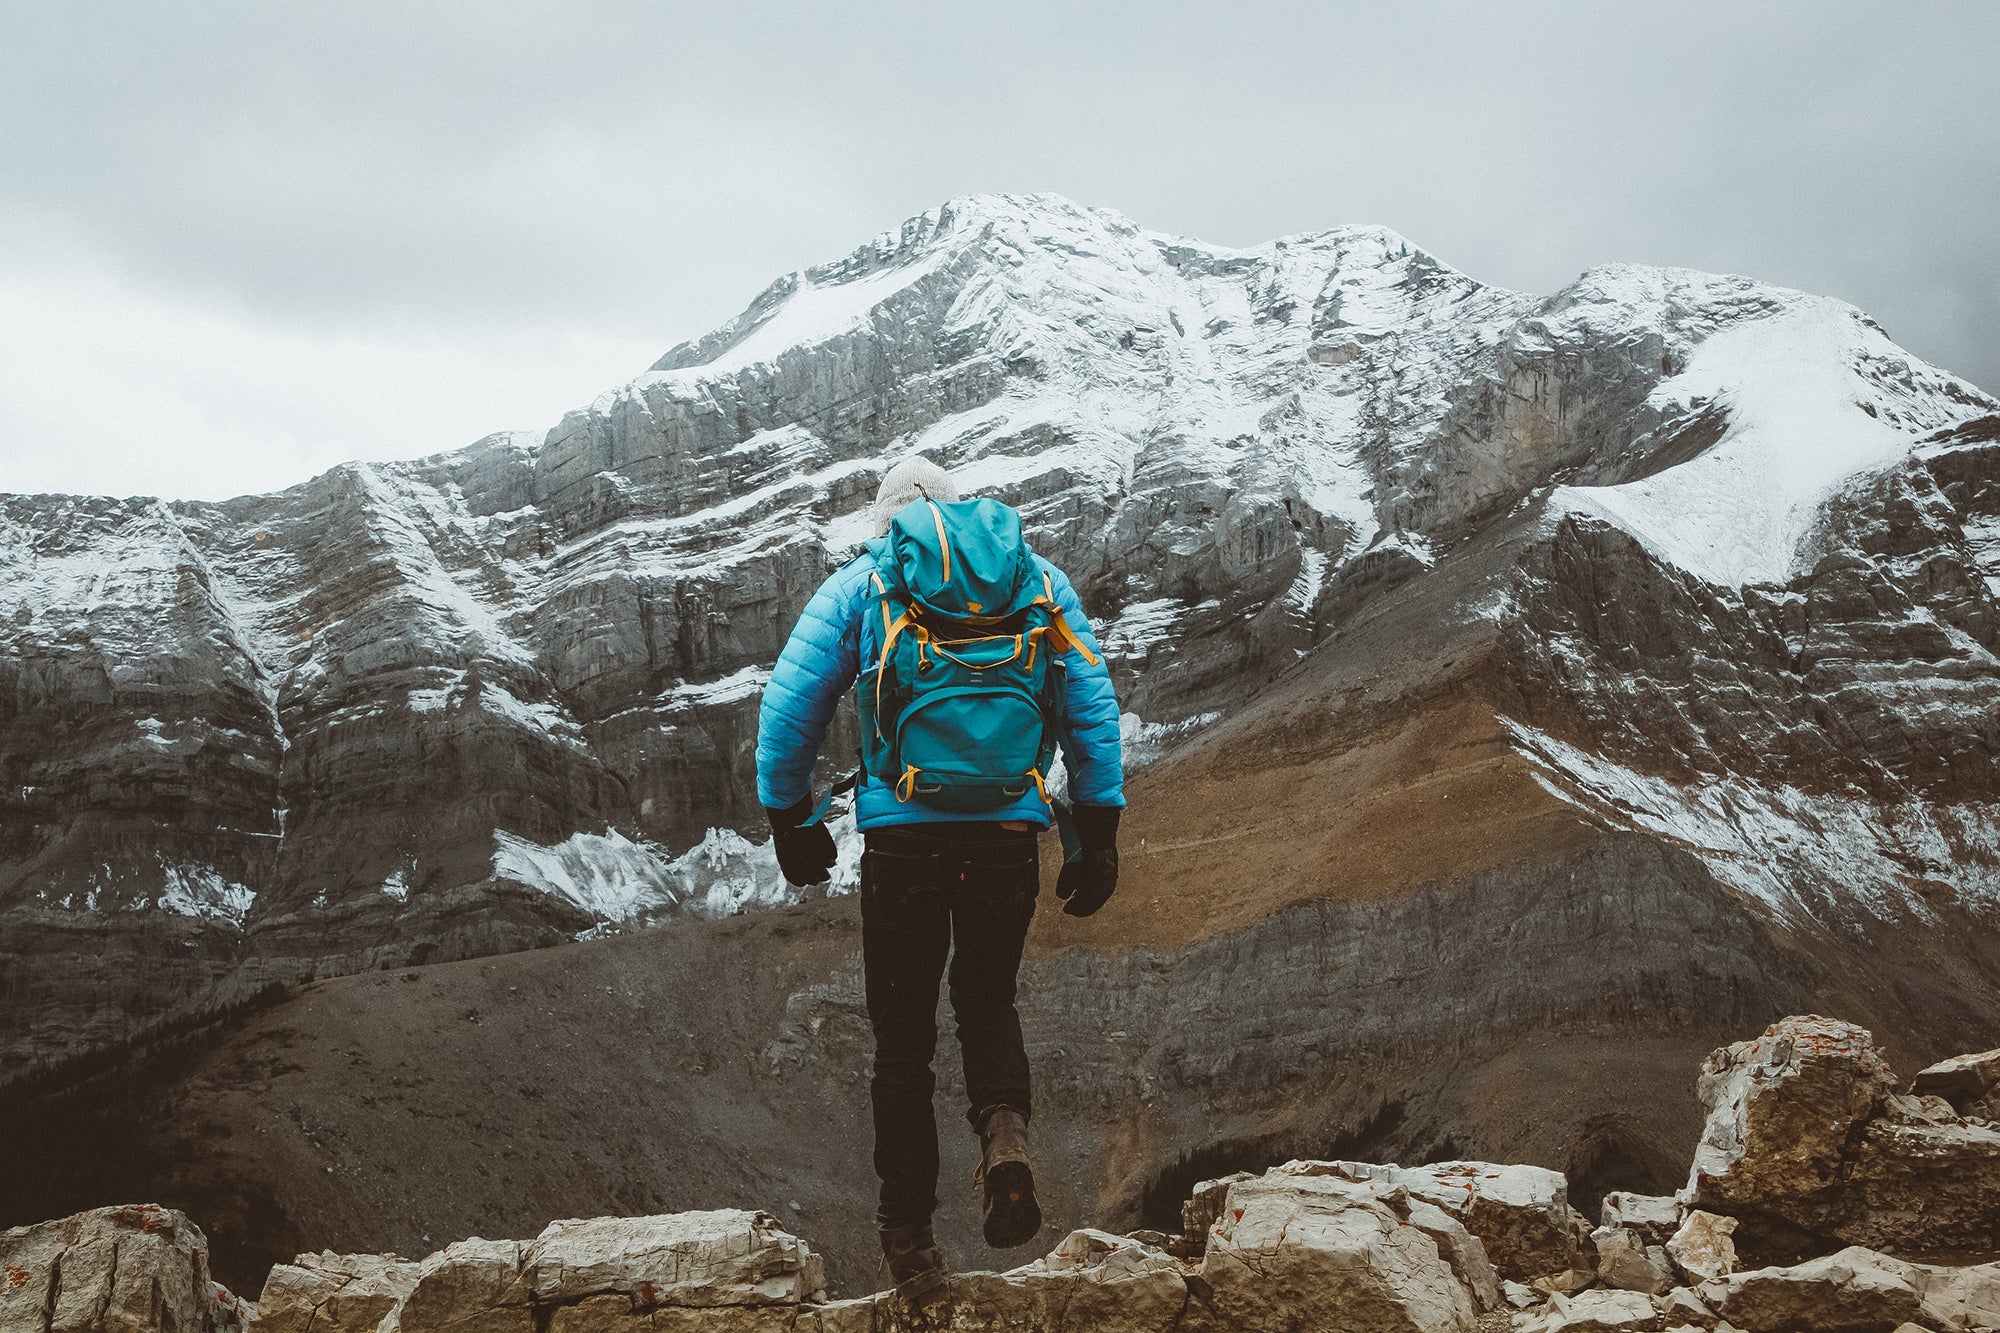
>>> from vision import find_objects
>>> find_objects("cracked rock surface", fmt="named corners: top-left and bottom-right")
top-left (247, 1250), bottom-right (415, 1333)
top-left (0, 1204), bottom-right (250, 1333)
top-left (1684, 1015), bottom-right (2000, 1257)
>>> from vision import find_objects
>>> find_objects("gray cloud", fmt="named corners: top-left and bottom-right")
top-left (1, 1), bottom-right (1995, 498)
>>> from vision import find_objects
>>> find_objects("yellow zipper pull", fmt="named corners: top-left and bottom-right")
top-left (926, 498), bottom-right (952, 585)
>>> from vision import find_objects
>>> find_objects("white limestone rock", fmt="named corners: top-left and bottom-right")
top-left (1244, 1161), bottom-right (1503, 1310)
top-left (1201, 1170), bottom-right (1479, 1332)
top-left (1911, 1047), bottom-right (2000, 1116)
top-left (252, 1250), bottom-right (420, 1333)
top-left (518, 1210), bottom-right (825, 1307)
top-left (1664, 1211), bottom-right (1738, 1286)
top-left (1180, 1169), bottom-right (1255, 1249)
top-left (1684, 1016), bottom-right (2000, 1253)
top-left (1591, 1224), bottom-right (1673, 1295)
top-left (815, 1228), bottom-right (1190, 1333)
top-left (395, 1237), bottom-right (527, 1333)
top-left (0, 1204), bottom-right (242, 1333)
top-left (1599, 1193), bottom-right (1681, 1246)
top-left (1366, 1160), bottom-right (1585, 1281)
top-left (1516, 1287), bottom-right (1665, 1333)
top-left (1697, 1245), bottom-right (2000, 1333)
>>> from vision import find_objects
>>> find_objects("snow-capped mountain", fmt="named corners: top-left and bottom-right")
top-left (2, 193), bottom-right (1995, 1076)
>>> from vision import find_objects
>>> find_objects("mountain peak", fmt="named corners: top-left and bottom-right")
top-left (646, 199), bottom-right (1474, 382)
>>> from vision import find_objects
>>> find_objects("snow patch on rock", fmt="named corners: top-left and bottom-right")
top-left (676, 251), bottom-right (949, 379)
top-left (494, 828), bottom-right (679, 924)
top-left (155, 862), bottom-right (256, 927)
top-left (1100, 598), bottom-right (1196, 659)
top-left (493, 821), bottom-right (841, 933)
top-left (1121, 709), bottom-right (1222, 769)
top-left (1505, 719), bottom-right (2000, 922)
top-left (1553, 300), bottom-right (1987, 587)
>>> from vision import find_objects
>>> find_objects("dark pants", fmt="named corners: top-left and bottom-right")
top-left (860, 821), bottom-right (1039, 1230)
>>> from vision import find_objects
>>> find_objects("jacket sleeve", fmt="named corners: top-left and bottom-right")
top-left (1042, 561), bottom-right (1126, 808)
top-left (756, 563), bottom-right (865, 810)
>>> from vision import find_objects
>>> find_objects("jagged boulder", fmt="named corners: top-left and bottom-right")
top-left (1514, 1288), bottom-right (1665, 1333)
top-left (1589, 1225), bottom-right (1673, 1295)
top-left (1174, 1162), bottom-right (1502, 1311)
top-left (1320, 1159), bottom-right (1584, 1281)
top-left (519, 1213), bottom-right (826, 1307)
top-left (0, 1204), bottom-right (249, 1333)
top-left (1697, 1245), bottom-right (2000, 1332)
top-left (1683, 1015), bottom-right (1899, 1220)
top-left (1658, 1287), bottom-right (1715, 1326)
top-left (385, 1211), bottom-right (824, 1331)
top-left (1179, 1170), bottom-right (1255, 1251)
top-left (1912, 1048), bottom-right (2000, 1118)
top-left (393, 1236), bottom-right (525, 1331)
top-left (1663, 1210), bottom-right (1737, 1285)
top-left (1683, 1015), bottom-right (2000, 1254)
top-left (1599, 1193), bottom-right (1680, 1247)
top-left (251, 1251), bottom-right (418, 1333)
top-left (1270, 1163), bottom-right (1503, 1311)
top-left (818, 1229), bottom-right (1192, 1332)
top-left (1199, 1172), bottom-right (1480, 1332)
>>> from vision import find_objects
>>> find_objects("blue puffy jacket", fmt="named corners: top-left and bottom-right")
top-left (756, 550), bottom-right (1125, 828)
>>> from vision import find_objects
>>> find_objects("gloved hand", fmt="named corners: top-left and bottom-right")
top-left (1056, 804), bottom-right (1119, 917)
top-left (766, 796), bottom-right (837, 887)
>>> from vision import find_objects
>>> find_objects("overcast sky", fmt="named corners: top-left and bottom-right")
top-left (2, 2), bottom-right (1994, 501)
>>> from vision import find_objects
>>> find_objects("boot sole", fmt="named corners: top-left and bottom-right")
top-left (982, 1160), bottom-right (1042, 1248)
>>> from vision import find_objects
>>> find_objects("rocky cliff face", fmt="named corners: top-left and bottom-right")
top-left (1, 193), bottom-right (1995, 1095)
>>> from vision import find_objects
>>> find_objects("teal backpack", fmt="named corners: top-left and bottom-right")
top-left (857, 496), bottom-right (1100, 812)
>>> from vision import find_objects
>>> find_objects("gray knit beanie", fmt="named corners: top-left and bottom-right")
top-left (870, 456), bottom-right (959, 536)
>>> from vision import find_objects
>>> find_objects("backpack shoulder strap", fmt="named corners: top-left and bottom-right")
top-left (869, 568), bottom-right (923, 744)
top-left (1032, 568), bottom-right (1102, 666)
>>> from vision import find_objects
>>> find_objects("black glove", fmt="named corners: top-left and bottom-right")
top-left (766, 797), bottom-right (836, 887)
top-left (1056, 804), bottom-right (1120, 917)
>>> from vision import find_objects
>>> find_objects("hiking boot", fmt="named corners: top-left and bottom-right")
top-left (974, 1105), bottom-right (1041, 1248)
top-left (879, 1222), bottom-right (949, 1298)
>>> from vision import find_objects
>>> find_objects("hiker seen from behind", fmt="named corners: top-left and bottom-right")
top-left (755, 456), bottom-right (1125, 1297)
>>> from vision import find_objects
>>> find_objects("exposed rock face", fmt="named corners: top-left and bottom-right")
top-left (1179, 1171), bottom-right (1253, 1250)
top-left (518, 1212), bottom-right (826, 1308)
top-left (249, 1251), bottom-right (417, 1333)
top-left (378, 1210), bottom-right (825, 1333)
top-left (1206, 1161), bottom-right (1504, 1313)
top-left (4, 193), bottom-right (1996, 1084)
top-left (1685, 1015), bottom-right (2000, 1257)
top-left (1590, 1224), bottom-right (1673, 1295)
top-left (1698, 1246), bottom-right (2000, 1333)
top-left (1598, 1194), bottom-right (1679, 1247)
top-left (1515, 1287), bottom-right (1662, 1333)
top-left (1913, 1047), bottom-right (2000, 1119)
top-left (1200, 1172), bottom-right (1480, 1332)
top-left (816, 1230), bottom-right (1195, 1333)
top-left (0, 1203), bottom-right (250, 1333)
top-left (1662, 1211), bottom-right (1736, 1286)
top-left (1315, 1161), bottom-right (1586, 1283)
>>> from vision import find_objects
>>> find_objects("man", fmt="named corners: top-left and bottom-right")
top-left (755, 456), bottom-right (1124, 1294)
